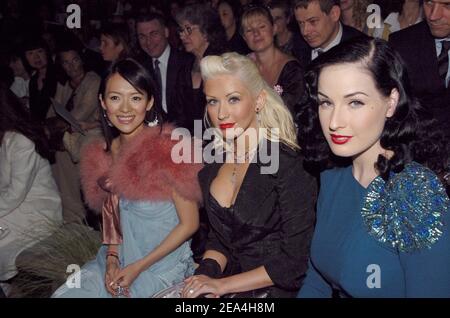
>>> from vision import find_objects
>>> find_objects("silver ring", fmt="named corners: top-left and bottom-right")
top-left (116, 286), bottom-right (124, 296)
top-left (189, 289), bottom-right (195, 294)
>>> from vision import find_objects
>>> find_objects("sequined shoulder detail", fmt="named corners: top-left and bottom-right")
top-left (361, 162), bottom-right (449, 252)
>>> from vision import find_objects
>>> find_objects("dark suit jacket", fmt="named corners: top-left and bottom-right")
top-left (390, 21), bottom-right (450, 138)
top-left (136, 46), bottom-right (192, 127)
top-left (292, 24), bottom-right (368, 70)
top-left (198, 142), bottom-right (317, 297)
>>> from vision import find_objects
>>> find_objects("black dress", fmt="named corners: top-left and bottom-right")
top-left (198, 142), bottom-right (317, 297)
top-left (28, 64), bottom-right (58, 122)
top-left (227, 32), bottom-right (251, 56)
top-left (276, 60), bottom-right (305, 117)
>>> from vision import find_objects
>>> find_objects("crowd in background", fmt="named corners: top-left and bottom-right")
top-left (0, 0), bottom-right (449, 298)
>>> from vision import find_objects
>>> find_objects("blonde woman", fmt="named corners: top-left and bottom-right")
top-left (181, 52), bottom-right (317, 298)
top-left (340, 0), bottom-right (374, 34)
top-left (240, 5), bottom-right (305, 116)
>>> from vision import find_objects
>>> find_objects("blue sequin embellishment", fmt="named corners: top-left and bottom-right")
top-left (361, 162), bottom-right (449, 252)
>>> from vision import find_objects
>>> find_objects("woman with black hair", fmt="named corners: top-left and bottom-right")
top-left (52, 58), bottom-right (202, 298)
top-left (22, 37), bottom-right (58, 122)
top-left (297, 37), bottom-right (450, 297)
top-left (47, 45), bottom-right (102, 224)
top-left (0, 84), bottom-right (62, 285)
top-left (218, 0), bottom-right (251, 55)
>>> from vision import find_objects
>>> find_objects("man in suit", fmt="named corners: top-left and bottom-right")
top-left (390, 0), bottom-right (450, 139)
top-left (292, 0), bottom-right (367, 69)
top-left (135, 13), bottom-right (192, 127)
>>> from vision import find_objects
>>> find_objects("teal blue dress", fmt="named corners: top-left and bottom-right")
top-left (298, 162), bottom-right (450, 297)
top-left (52, 200), bottom-right (194, 298)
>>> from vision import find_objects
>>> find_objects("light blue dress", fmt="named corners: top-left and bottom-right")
top-left (52, 199), bottom-right (195, 298)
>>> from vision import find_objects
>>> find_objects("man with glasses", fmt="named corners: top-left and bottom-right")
top-left (135, 13), bottom-right (192, 128)
top-left (390, 0), bottom-right (450, 140)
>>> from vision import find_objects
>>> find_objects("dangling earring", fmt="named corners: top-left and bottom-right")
top-left (103, 111), bottom-right (113, 127)
top-left (203, 110), bottom-right (211, 129)
top-left (256, 108), bottom-right (261, 127)
top-left (146, 117), bottom-right (159, 127)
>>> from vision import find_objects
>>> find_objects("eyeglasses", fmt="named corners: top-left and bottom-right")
top-left (177, 25), bottom-right (199, 37)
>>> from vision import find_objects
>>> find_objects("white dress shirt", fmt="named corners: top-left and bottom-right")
top-left (436, 38), bottom-right (450, 88)
top-left (312, 23), bottom-right (343, 61)
top-left (153, 45), bottom-right (171, 113)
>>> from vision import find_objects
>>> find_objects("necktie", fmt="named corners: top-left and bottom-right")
top-left (65, 92), bottom-right (76, 112)
top-left (154, 59), bottom-right (163, 103)
top-left (317, 48), bottom-right (324, 56)
top-left (438, 41), bottom-right (450, 86)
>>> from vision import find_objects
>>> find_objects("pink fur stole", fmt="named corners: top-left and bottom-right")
top-left (80, 125), bottom-right (203, 212)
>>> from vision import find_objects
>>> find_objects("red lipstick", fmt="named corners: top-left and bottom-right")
top-left (219, 123), bottom-right (236, 130)
top-left (330, 134), bottom-right (353, 145)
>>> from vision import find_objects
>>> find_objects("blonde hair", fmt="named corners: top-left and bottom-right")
top-left (353, 0), bottom-right (373, 32)
top-left (200, 52), bottom-right (299, 150)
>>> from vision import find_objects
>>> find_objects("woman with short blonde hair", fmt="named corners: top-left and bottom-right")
top-left (201, 52), bottom-right (299, 151)
top-left (179, 52), bottom-right (316, 298)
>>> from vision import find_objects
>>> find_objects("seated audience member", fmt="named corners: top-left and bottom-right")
top-left (0, 85), bottom-right (62, 291)
top-left (217, 0), bottom-right (251, 55)
top-left (135, 13), bottom-right (192, 128)
top-left (52, 59), bottom-right (202, 298)
top-left (181, 52), bottom-right (316, 298)
top-left (175, 3), bottom-right (229, 133)
top-left (241, 4), bottom-right (305, 116)
top-left (297, 38), bottom-right (450, 297)
top-left (339, 0), bottom-right (375, 35)
top-left (47, 45), bottom-right (102, 224)
top-left (389, 0), bottom-right (450, 141)
top-left (292, 0), bottom-right (367, 70)
top-left (269, 0), bottom-right (295, 55)
top-left (67, 29), bottom-right (108, 77)
top-left (100, 23), bottom-right (132, 68)
top-left (21, 37), bottom-right (58, 123)
top-left (373, 0), bottom-right (423, 40)
top-left (7, 51), bottom-right (30, 107)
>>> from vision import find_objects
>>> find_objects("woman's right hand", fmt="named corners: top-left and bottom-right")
top-left (105, 257), bottom-right (121, 296)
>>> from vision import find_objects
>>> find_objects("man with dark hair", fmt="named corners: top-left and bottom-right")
top-left (291, 0), bottom-right (367, 69)
top-left (390, 0), bottom-right (450, 139)
top-left (135, 13), bottom-right (191, 127)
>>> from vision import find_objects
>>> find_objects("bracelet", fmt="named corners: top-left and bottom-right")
top-left (194, 258), bottom-right (223, 278)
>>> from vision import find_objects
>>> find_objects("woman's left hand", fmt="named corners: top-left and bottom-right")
top-left (112, 261), bottom-right (144, 297)
top-left (182, 275), bottom-right (224, 298)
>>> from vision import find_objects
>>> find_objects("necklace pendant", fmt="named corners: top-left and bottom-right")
top-left (230, 166), bottom-right (237, 185)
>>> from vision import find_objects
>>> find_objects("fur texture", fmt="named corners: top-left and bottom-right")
top-left (80, 125), bottom-right (203, 212)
